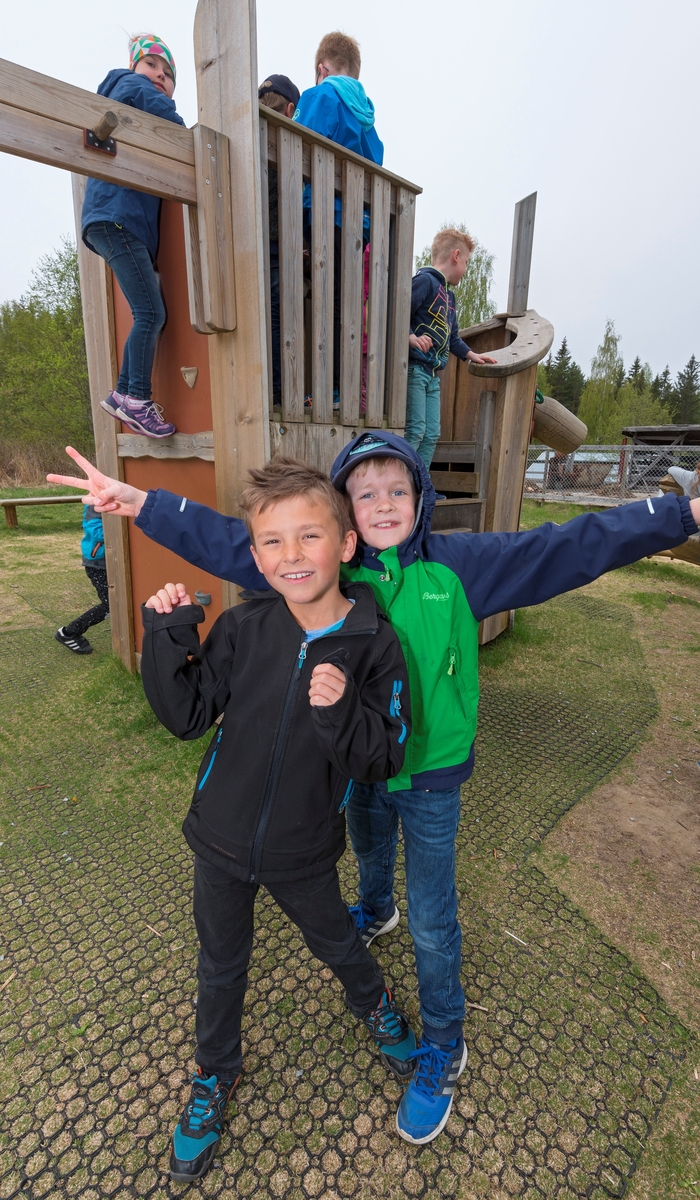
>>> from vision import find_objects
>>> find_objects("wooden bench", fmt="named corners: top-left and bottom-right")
top-left (1, 495), bottom-right (83, 528)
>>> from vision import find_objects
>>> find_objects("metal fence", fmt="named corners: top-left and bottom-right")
top-left (524, 443), bottom-right (700, 505)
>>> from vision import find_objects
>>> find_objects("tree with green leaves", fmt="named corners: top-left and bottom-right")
top-left (415, 223), bottom-right (496, 330)
top-left (543, 337), bottom-right (586, 413)
top-left (577, 320), bottom-right (674, 442)
top-left (671, 354), bottom-right (700, 424)
top-left (0, 238), bottom-right (92, 478)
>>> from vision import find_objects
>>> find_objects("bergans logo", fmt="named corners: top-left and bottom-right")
top-left (422, 591), bottom-right (449, 601)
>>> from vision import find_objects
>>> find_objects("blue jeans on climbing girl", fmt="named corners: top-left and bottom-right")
top-left (83, 222), bottom-right (175, 439)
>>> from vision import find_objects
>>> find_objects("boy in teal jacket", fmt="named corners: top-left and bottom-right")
top-left (49, 438), bottom-right (700, 1144)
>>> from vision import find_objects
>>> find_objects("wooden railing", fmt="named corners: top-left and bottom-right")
top-left (258, 106), bottom-right (421, 431)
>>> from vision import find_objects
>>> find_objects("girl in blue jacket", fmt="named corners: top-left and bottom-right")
top-left (55, 507), bottom-right (109, 655)
top-left (81, 35), bottom-right (185, 440)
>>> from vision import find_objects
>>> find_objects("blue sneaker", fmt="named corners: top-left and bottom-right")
top-left (349, 901), bottom-right (400, 946)
top-left (169, 1071), bottom-right (239, 1182)
top-left (363, 989), bottom-right (417, 1081)
top-left (396, 1036), bottom-right (468, 1144)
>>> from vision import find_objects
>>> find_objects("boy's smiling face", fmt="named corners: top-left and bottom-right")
top-left (345, 460), bottom-right (417, 551)
top-left (250, 493), bottom-right (356, 615)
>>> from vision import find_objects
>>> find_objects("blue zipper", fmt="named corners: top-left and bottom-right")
top-left (198, 725), bottom-right (223, 791)
top-left (390, 679), bottom-right (407, 745)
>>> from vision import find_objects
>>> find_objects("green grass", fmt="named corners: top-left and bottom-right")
top-left (0, 484), bottom-right (86, 537)
top-left (0, 506), bottom-right (698, 1199)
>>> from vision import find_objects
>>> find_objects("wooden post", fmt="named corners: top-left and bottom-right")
top-left (365, 175), bottom-right (392, 427)
top-left (507, 192), bottom-right (537, 314)
top-left (193, 0), bottom-right (270, 609)
top-left (278, 126), bottom-right (304, 421)
top-left (385, 187), bottom-right (416, 430)
top-left (311, 144), bottom-right (335, 424)
top-left (71, 174), bottom-right (136, 671)
top-left (339, 160), bottom-right (365, 427)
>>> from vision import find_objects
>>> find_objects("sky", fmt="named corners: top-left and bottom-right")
top-left (1, 0), bottom-right (699, 379)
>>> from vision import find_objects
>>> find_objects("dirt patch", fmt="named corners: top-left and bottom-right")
top-left (536, 560), bottom-right (700, 1198)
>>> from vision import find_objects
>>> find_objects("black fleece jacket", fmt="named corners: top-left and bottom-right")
top-left (141, 582), bottom-right (410, 883)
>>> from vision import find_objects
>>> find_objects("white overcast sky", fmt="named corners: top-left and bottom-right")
top-left (1, 0), bottom-right (699, 378)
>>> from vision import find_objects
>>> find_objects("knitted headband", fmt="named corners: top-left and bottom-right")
top-left (129, 35), bottom-right (176, 83)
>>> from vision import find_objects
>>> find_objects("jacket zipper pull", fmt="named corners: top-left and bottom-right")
top-left (298, 641), bottom-right (308, 669)
top-left (447, 651), bottom-right (456, 675)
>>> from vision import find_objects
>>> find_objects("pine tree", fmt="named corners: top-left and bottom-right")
top-left (544, 337), bottom-right (586, 413)
top-left (626, 356), bottom-right (647, 394)
top-left (672, 355), bottom-right (700, 424)
top-left (651, 366), bottom-right (674, 408)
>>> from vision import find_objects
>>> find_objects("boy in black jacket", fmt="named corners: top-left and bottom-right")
top-left (140, 458), bottom-right (415, 1182)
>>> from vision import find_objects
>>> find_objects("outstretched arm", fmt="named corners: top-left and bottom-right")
top-left (48, 447), bottom-right (268, 590)
top-left (430, 493), bottom-right (700, 622)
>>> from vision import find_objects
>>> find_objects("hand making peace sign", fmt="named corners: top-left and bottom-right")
top-left (47, 447), bottom-right (148, 518)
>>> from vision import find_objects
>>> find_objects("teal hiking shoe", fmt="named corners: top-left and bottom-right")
top-left (363, 989), bottom-right (416, 1081)
top-left (396, 1036), bottom-right (468, 1144)
top-left (349, 901), bottom-right (400, 946)
top-left (169, 1070), bottom-right (239, 1182)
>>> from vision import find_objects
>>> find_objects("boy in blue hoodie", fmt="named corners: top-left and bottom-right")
top-left (81, 35), bottom-right (185, 440)
top-left (294, 32), bottom-right (382, 164)
top-left (408, 228), bottom-right (497, 469)
top-left (294, 33), bottom-right (382, 407)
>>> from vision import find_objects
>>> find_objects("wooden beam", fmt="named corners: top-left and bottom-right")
top-left (0, 101), bottom-right (196, 204)
top-left (278, 126), bottom-right (304, 421)
top-left (365, 174), bottom-right (392, 427)
top-left (260, 103), bottom-right (423, 197)
top-left (311, 143), bottom-right (335, 424)
top-left (507, 192), bottom-right (537, 314)
top-left (194, 0), bottom-right (271, 608)
top-left (429, 470), bottom-right (479, 493)
top-left (71, 174), bottom-right (135, 672)
top-left (0, 58), bottom-right (193, 166)
top-left (117, 432), bottom-right (214, 460)
top-left (193, 125), bottom-right (236, 331)
top-left (385, 186), bottom-right (416, 429)
top-left (259, 115), bottom-right (274, 416)
top-left (339, 159), bottom-right (364, 427)
top-left (182, 204), bottom-right (209, 334)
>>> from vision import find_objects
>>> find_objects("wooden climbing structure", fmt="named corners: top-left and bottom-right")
top-left (0, 4), bottom-right (565, 667)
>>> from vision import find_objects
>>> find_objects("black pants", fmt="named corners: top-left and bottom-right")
top-left (193, 855), bottom-right (385, 1079)
top-left (64, 566), bottom-right (109, 638)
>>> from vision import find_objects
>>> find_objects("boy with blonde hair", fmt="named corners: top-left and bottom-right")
top-left (294, 31), bottom-right (382, 165)
top-left (139, 457), bottom-right (415, 1180)
top-left (407, 228), bottom-right (497, 469)
top-left (52, 442), bottom-right (700, 1146)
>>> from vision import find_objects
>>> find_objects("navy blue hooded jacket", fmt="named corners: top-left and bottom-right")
top-left (409, 267), bottom-right (471, 376)
top-left (134, 431), bottom-right (698, 788)
top-left (81, 70), bottom-right (185, 260)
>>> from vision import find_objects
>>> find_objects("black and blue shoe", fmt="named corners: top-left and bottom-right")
top-left (349, 901), bottom-right (400, 946)
top-left (396, 1036), bottom-right (468, 1143)
top-left (169, 1070), bottom-right (239, 1182)
top-left (363, 989), bottom-right (417, 1081)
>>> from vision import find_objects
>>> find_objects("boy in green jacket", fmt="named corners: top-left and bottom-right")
top-left (50, 436), bottom-right (700, 1145)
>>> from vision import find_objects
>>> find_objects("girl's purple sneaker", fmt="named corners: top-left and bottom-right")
top-left (100, 391), bottom-right (142, 434)
top-left (117, 397), bottom-right (176, 439)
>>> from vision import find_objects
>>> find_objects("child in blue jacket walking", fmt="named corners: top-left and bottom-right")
top-left (55, 506), bottom-right (109, 655)
top-left (81, 35), bottom-right (185, 440)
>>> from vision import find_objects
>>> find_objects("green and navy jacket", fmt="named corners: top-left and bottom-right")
top-left (134, 432), bottom-right (698, 793)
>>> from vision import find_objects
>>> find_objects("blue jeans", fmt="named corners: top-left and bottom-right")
top-left (84, 222), bottom-right (166, 401)
top-left (404, 364), bottom-right (442, 468)
top-left (347, 781), bottom-right (464, 1042)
